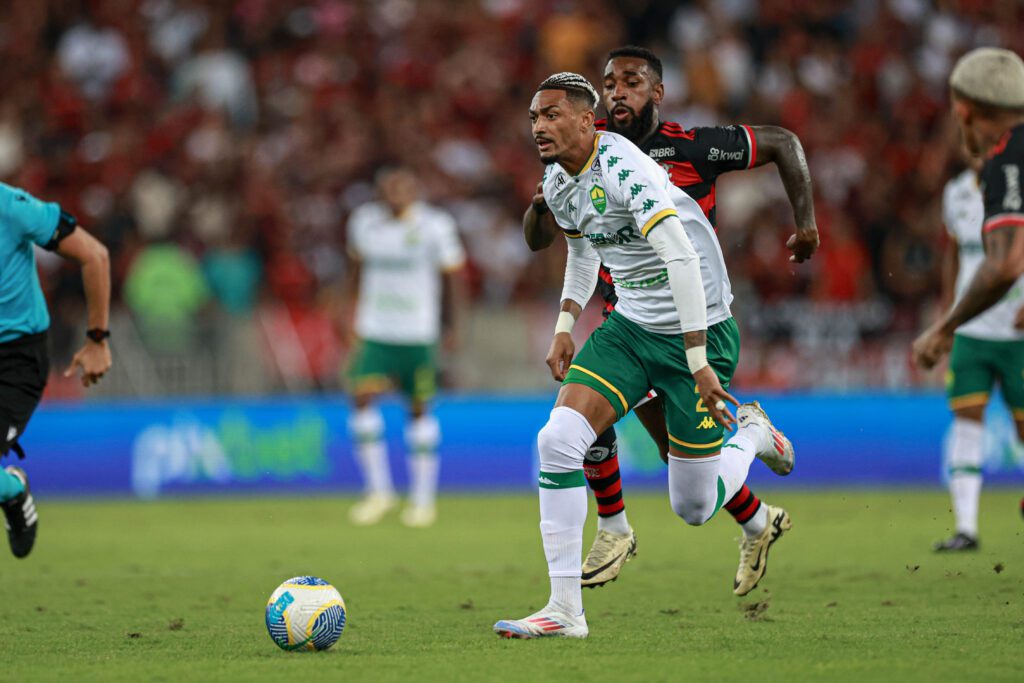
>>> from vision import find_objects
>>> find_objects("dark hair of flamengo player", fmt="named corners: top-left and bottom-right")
top-left (606, 45), bottom-right (663, 82)
top-left (536, 72), bottom-right (599, 111)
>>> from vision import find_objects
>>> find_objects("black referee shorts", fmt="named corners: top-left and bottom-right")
top-left (0, 332), bottom-right (49, 457)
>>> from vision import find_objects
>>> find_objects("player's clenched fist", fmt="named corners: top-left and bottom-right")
top-left (546, 332), bottom-right (575, 382)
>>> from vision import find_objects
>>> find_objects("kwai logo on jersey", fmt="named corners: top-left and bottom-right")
top-left (708, 147), bottom-right (743, 162)
top-left (590, 185), bottom-right (607, 214)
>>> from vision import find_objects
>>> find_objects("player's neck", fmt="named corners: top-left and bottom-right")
top-left (635, 116), bottom-right (661, 146)
top-left (558, 132), bottom-right (599, 176)
top-left (980, 116), bottom-right (1024, 153)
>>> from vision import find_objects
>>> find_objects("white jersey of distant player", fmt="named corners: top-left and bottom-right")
top-left (348, 200), bottom-right (465, 345)
top-left (944, 169), bottom-right (1024, 341)
top-left (542, 130), bottom-right (732, 334)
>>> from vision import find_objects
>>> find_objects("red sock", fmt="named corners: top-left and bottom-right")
top-left (583, 455), bottom-right (625, 518)
top-left (724, 484), bottom-right (761, 524)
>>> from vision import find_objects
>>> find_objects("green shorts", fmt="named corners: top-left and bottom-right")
top-left (564, 312), bottom-right (740, 455)
top-left (946, 333), bottom-right (1024, 417)
top-left (347, 339), bottom-right (437, 401)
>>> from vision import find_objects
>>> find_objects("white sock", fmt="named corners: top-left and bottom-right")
top-left (349, 406), bottom-right (393, 497)
top-left (407, 415), bottom-right (441, 509)
top-left (598, 510), bottom-right (631, 535)
top-left (667, 453), bottom-right (722, 525)
top-left (742, 505), bottom-right (768, 538)
top-left (718, 431), bottom-right (759, 502)
top-left (537, 406), bottom-right (595, 616)
top-left (948, 418), bottom-right (984, 537)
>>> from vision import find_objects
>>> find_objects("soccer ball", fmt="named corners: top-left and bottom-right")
top-left (265, 576), bottom-right (347, 651)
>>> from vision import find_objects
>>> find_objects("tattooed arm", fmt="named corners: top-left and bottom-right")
top-left (749, 126), bottom-right (819, 263)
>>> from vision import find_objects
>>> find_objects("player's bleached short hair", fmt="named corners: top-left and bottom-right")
top-left (536, 72), bottom-right (599, 111)
top-left (950, 47), bottom-right (1024, 110)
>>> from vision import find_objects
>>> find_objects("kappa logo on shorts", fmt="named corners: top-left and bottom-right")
top-left (697, 416), bottom-right (716, 430)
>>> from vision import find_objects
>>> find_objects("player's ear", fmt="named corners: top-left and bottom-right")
top-left (652, 81), bottom-right (665, 106)
top-left (581, 108), bottom-right (595, 132)
top-left (952, 97), bottom-right (971, 127)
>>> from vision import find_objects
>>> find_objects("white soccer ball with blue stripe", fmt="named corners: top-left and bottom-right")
top-left (265, 576), bottom-right (347, 651)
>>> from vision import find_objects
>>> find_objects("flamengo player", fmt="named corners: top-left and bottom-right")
top-left (494, 73), bottom-right (794, 639)
top-left (914, 47), bottom-right (1024, 527)
top-left (523, 46), bottom-right (818, 594)
top-left (343, 168), bottom-right (465, 528)
top-left (934, 150), bottom-right (1024, 551)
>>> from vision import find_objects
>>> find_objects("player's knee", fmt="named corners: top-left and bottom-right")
top-left (585, 425), bottom-right (617, 463)
top-left (407, 414), bottom-right (440, 452)
top-left (537, 407), bottom-right (594, 473)
top-left (672, 498), bottom-right (713, 526)
top-left (349, 405), bottom-right (384, 440)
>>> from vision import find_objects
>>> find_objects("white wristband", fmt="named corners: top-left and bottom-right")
top-left (554, 311), bottom-right (576, 336)
top-left (685, 345), bottom-right (709, 374)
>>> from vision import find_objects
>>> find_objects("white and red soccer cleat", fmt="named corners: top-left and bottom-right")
top-left (493, 605), bottom-right (588, 639)
top-left (737, 402), bottom-right (794, 476)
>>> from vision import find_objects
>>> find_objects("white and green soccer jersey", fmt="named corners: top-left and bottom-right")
top-left (542, 130), bottom-right (732, 334)
top-left (348, 200), bottom-right (465, 345)
top-left (944, 169), bottom-right (1024, 341)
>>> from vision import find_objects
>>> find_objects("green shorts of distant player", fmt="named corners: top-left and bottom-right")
top-left (946, 333), bottom-right (1024, 417)
top-left (347, 339), bottom-right (437, 401)
top-left (564, 312), bottom-right (740, 456)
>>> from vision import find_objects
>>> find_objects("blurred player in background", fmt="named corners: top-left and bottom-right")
top-left (935, 147), bottom-right (1024, 551)
top-left (1, 182), bottom-right (111, 558)
top-left (494, 73), bottom-right (795, 639)
top-left (342, 167), bottom-right (465, 528)
top-left (523, 47), bottom-right (817, 594)
top-left (916, 48), bottom-right (1024, 543)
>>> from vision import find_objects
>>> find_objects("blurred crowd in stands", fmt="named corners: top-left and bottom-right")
top-left (3, 0), bottom-right (1022, 396)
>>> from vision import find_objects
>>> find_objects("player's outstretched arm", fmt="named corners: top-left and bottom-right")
top-left (523, 182), bottom-right (559, 251)
top-left (56, 226), bottom-right (112, 387)
top-left (914, 224), bottom-right (1024, 368)
top-left (749, 126), bottom-right (819, 263)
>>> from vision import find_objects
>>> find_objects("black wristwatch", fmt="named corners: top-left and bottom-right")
top-left (86, 328), bottom-right (111, 343)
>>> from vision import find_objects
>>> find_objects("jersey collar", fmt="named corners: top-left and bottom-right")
top-left (570, 133), bottom-right (602, 177)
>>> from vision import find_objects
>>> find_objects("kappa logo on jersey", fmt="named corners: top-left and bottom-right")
top-left (567, 199), bottom-right (577, 217)
top-left (618, 169), bottom-right (633, 185)
top-left (607, 155), bottom-right (621, 169)
top-left (590, 185), bottom-right (607, 214)
top-left (629, 183), bottom-right (647, 200)
top-left (649, 147), bottom-right (675, 159)
top-left (585, 225), bottom-right (638, 246)
top-left (708, 147), bottom-right (743, 162)
top-left (641, 198), bottom-right (658, 212)
top-left (1003, 164), bottom-right (1022, 211)
top-left (697, 416), bottom-right (717, 430)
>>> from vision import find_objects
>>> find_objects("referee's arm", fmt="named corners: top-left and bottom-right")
top-left (55, 226), bottom-right (112, 387)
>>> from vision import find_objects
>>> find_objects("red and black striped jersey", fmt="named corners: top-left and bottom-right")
top-left (980, 123), bottom-right (1024, 236)
top-left (592, 119), bottom-right (757, 316)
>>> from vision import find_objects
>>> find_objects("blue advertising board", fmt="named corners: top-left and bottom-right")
top-left (12, 392), bottom-right (1024, 498)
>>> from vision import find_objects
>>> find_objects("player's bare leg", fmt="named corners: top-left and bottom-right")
top-left (348, 389), bottom-right (397, 525)
top-left (494, 383), bottom-right (615, 639)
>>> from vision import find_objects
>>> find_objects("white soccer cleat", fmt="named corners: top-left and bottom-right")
top-left (733, 505), bottom-right (792, 596)
top-left (737, 401), bottom-right (794, 476)
top-left (581, 528), bottom-right (637, 588)
top-left (348, 493), bottom-right (397, 526)
top-left (493, 605), bottom-right (588, 639)
top-left (400, 503), bottom-right (437, 528)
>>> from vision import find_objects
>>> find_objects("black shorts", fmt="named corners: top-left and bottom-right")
top-left (0, 332), bottom-right (49, 457)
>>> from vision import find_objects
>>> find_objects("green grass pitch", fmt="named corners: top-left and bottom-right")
top-left (2, 490), bottom-right (1023, 682)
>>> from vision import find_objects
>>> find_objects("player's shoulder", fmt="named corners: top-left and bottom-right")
top-left (944, 168), bottom-right (978, 199)
top-left (597, 131), bottom-right (660, 169)
top-left (348, 201), bottom-right (386, 230)
top-left (416, 202), bottom-right (455, 228)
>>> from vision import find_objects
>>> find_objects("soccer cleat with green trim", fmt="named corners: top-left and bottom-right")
top-left (2, 466), bottom-right (37, 559)
top-left (493, 605), bottom-right (588, 639)
top-left (581, 528), bottom-right (637, 588)
top-left (738, 402), bottom-right (794, 476)
top-left (734, 505), bottom-right (791, 596)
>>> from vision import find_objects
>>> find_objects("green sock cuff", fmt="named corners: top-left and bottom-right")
top-left (948, 466), bottom-right (983, 475)
top-left (538, 470), bottom-right (586, 489)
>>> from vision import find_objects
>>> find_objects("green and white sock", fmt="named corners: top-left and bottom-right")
top-left (539, 471), bottom-right (587, 615)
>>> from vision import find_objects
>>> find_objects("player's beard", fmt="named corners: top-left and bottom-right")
top-left (607, 99), bottom-right (656, 142)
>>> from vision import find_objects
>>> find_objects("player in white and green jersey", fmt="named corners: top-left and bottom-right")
top-left (343, 167), bottom-right (465, 529)
top-left (937, 159), bottom-right (1024, 551)
top-left (493, 73), bottom-right (795, 640)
